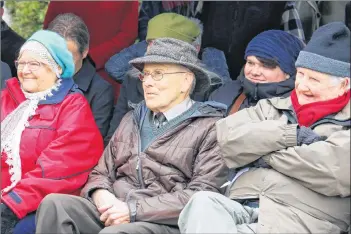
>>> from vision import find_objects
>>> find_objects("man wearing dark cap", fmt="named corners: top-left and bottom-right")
top-left (35, 38), bottom-right (227, 234)
top-left (179, 22), bottom-right (350, 234)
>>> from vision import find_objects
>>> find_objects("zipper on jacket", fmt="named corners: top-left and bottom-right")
top-left (133, 112), bottom-right (146, 189)
top-left (253, 84), bottom-right (258, 101)
top-left (8, 88), bottom-right (19, 105)
top-left (125, 189), bottom-right (134, 203)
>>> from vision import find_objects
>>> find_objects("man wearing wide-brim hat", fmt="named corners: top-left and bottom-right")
top-left (35, 37), bottom-right (228, 234)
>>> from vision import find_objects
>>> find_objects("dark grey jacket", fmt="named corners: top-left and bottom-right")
top-left (74, 59), bottom-right (114, 141)
top-left (1, 61), bottom-right (12, 89)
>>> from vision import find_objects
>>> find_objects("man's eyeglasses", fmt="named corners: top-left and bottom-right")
top-left (15, 60), bottom-right (42, 71)
top-left (138, 71), bottom-right (188, 81)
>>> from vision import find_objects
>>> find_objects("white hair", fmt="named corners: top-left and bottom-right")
top-left (330, 75), bottom-right (350, 88)
top-left (184, 66), bottom-right (196, 94)
top-left (189, 76), bottom-right (196, 94)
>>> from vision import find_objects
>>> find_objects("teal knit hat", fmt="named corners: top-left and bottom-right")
top-left (23, 30), bottom-right (74, 78)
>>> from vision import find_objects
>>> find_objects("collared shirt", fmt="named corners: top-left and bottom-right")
top-left (154, 97), bottom-right (195, 123)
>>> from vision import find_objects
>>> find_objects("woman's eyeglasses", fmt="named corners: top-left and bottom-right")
top-left (14, 60), bottom-right (42, 71)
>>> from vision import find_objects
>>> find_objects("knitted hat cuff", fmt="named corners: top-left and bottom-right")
top-left (19, 41), bottom-right (62, 78)
top-left (295, 51), bottom-right (350, 78)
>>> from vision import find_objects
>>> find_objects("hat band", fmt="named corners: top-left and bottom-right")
top-left (295, 51), bottom-right (350, 78)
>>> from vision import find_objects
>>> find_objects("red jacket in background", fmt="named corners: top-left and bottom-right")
top-left (43, 1), bottom-right (138, 70)
top-left (1, 78), bottom-right (103, 219)
top-left (43, 1), bottom-right (139, 101)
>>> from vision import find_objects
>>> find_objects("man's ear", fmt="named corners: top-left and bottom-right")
top-left (82, 49), bottom-right (89, 59)
top-left (342, 77), bottom-right (350, 90)
top-left (181, 72), bottom-right (194, 94)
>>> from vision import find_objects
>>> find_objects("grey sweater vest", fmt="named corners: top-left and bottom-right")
top-left (140, 103), bottom-right (200, 152)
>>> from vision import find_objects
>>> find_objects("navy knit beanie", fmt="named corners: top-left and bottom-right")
top-left (295, 22), bottom-right (350, 78)
top-left (245, 30), bottom-right (304, 77)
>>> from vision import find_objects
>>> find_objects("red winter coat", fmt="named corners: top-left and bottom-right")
top-left (0, 78), bottom-right (103, 219)
top-left (43, 1), bottom-right (138, 71)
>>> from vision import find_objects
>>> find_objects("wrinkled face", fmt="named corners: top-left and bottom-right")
top-left (142, 63), bottom-right (193, 113)
top-left (244, 56), bottom-right (288, 83)
top-left (295, 67), bottom-right (350, 105)
top-left (17, 51), bottom-right (59, 93)
top-left (67, 40), bottom-right (87, 74)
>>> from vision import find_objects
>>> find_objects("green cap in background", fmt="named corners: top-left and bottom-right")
top-left (146, 12), bottom-right (200, 43)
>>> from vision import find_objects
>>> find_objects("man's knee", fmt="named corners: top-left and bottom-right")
top-left (38, 194), bottom-right (79, 215)
top-left (39, 194), bottom-right (69, 208)
top-left (188, 191), bottom-right (223, 206)
top-left (38, 193), bottom-right (61, 210)
top-left (99, 223), bottom-right (140, 234)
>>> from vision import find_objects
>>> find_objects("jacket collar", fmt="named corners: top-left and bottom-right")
top-left (268, 96), bottom-right (351, 121)
top-left (6, 77), bottom-right (75, 105)
top-left (1, 20), bottom-right (9, 33)
top-left (74, 59), bottom-right (95, 92)
top-left (39, 78), bottom-right (75, 105)
top-left (130, 100), bottom-right (226, 129)
top-left (238, 72), bottom-right (295, 102)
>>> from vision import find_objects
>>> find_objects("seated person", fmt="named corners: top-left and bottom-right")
top-left (209, 30), bottom-right (305, 116)
top-left (178, 22), bottom-right (350, 233)
top-left (105, 12), bottom-right (230, 144)
top-left (35, 37), bottom-right (227, 234)
top-left (0, 30), bottom-right (103, 234)
top-left (47, 13), bottom-right (114, 141)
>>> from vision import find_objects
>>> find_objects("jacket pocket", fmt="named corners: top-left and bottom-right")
top-left (33, 127), bottom-right (58, 154)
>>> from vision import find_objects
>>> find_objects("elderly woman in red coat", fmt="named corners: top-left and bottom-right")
top-left (0, 30), bottom-right (103, 234)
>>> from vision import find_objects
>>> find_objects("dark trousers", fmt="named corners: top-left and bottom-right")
top-left (35, 194), bottom-right (180, 234)
top-left (13, 213), bottom-right (36, 234)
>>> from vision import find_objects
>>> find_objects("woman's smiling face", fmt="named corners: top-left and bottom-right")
top-left (17, 51), bottom-right (59, 93)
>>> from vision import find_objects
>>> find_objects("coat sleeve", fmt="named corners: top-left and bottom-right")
top-left (1, 94), bottom-right (103, 219)
top-left (82, 113), bottom-right (134, 201)
top-left (91, 84), bottom-right (114, 142)
top-left (263, 129), bottom-right (350, 197)
top-left (89, 2), bottom-right (138, 70)
top-left (132, 124), bottom-right (228, 225)
top-left (105, 41), bottom-right (147, 83)
top-left (216, 99), bottom-right (297, 170)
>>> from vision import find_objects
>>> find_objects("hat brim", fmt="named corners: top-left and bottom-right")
top-left (129, 55), bottom-right (211, 93)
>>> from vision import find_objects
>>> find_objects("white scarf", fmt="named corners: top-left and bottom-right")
top-left (1, 80), bottom-right (61, 195)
